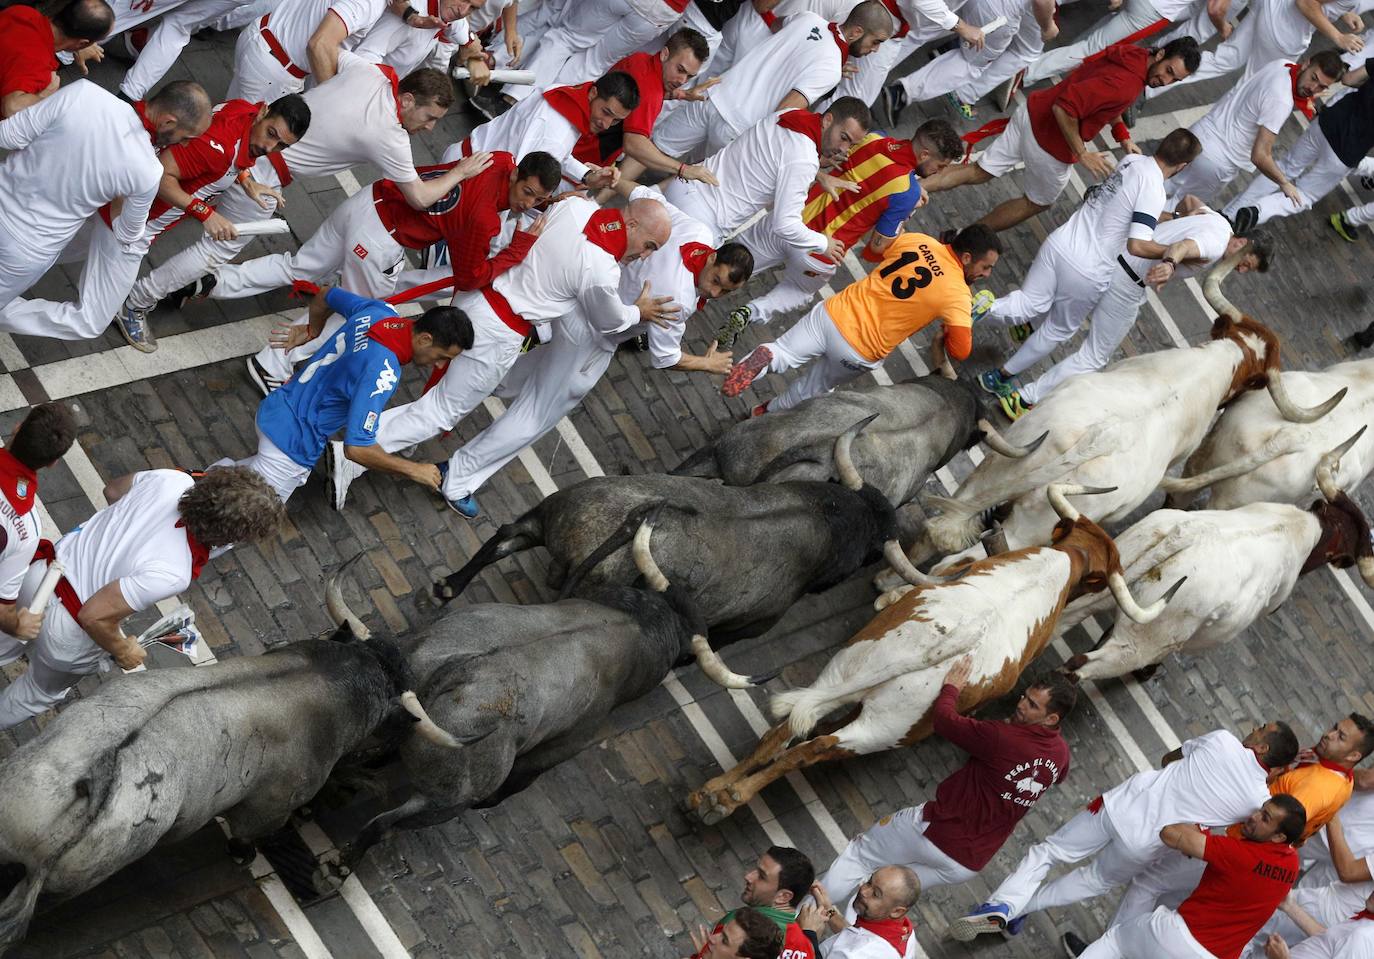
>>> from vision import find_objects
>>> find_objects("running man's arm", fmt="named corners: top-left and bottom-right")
top-left (862, 178), bottom-right (922, 261)
top-left (77, 581), bottom-right (145, 671)
top-left (1050, 102), bottom-right (1112, 179)
top-left (773, 158), bottom-right (835, 257)
top-left (394, 152), bottom-right (496, 211)
top-left (932, 656), bottom-right (1003, 755)
top-left (156, 151), bottom-right (239, 241)
top-left (340, 356), bottom-right (440, 489)
top-left (0, 82), bottom-right (63, 149)
top-left (2, 71), bottom-right (59, 119)
top-left (1326, 815), bottom-right (1374, 883)
top-left (622, 134), bottom-right (715, 184)
top-left (1206, 0), bottom-right (1233, 38)
top-left (306, 10), bottom-right (351, 83)
top-left (1160, 822), bottom-right (1208, 858)
top-left (1251, 126), bottom-right (1300, 203)
top-left (1297, 0), bottom-right (1364, 52)
top-left (1277, 897), bottom-right (1327, 938)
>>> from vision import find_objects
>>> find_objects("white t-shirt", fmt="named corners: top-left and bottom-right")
top-left (351, 7), bottom-right (471, 78)
top-left (0, 80), bottom-right (161, 254)
top-left (700, 113), bottom-right (828, 253)
top-left (1120, 208), bottom-right (1232, 281)
top-left (454, 90), bottom-right (589, 183)
top-left (0, 489), bottom-right (40, 604)
top-left (58, 470), bottom-right (199, 612)
top-left (264, 0), bottom-right (389, 71)
top-left (1254, 0), bottom-right (1359, 53)
top-left (1304, 791), bottom-right (1374, 886)
top-left (1102, 729), bottom-right (1272, 853)
top-left (1193, 58), bottom-right (1295, 172)
top-left (276, 50), bottom-right (417, 182)
top-left (819, 923), bottom-right (919, 959)
top-left (492, 197), bottom-right (640, 335)
top-left (618, 187), bottom-right (714, 368)
top-left (710, 12), bottom-right (845, 133)
top-left (1290, 919), bottom-right (1374, 959)
top-left (1052, 152), bottom-right (1166, 276)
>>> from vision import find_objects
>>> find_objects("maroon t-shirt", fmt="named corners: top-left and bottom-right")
top-left (1027, 42), bottom-right (1149, 163)
top-left (922, 684), bottom-right (1071, 870)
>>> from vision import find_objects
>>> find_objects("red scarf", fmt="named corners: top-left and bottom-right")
top-left (961, 117), bottom-right (1010, 163)
top-left (1317, 756), bottom-right (1356, 781)
top-left (365, 317), bottom-right (416, 364)
top-left (174, 520), bottom-right (211, 580)
top-left (1354, 910), bottom-right (1374, 921)
top-left (1289, 63), bottom-right (1316, 119)
top-left (681, 241), bottom-right (713, 310)
top-left (134, 100), bottom-right (158, 143)
top-left (854, 916), bottom-right (913, 957)
top-left (777, 109), bottom-right (824, 155)
top-left (829, 22), bottom-right (850, 64)
top-left (234, 102), bottom-right (266, 171)
top-left (0, 450), bottom-right (38, 517)
top-left (583, 208), bottom-right (628, 259)
top-left (543, 82), bottom-right (596, 135)
top-left (378, 63), bottom-right (404, 124)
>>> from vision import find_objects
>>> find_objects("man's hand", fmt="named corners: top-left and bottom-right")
top-left (817, 171), bottom-right (860, 200)
top-left (1175, 193), bottom-right (1205, 215)
top-left (465, 55), bottom-right (493, 87)
top-left (682, 163), bottom-right (720, 186)
top-left (1264, 934), bottom-right (1292, 959)
top-left (1341, 11), bottom-right (1364, 32)
top-left (824, 236), bottom-right (847, 262)
top-left (114, 638), bottom-right (147, 671)
top-left (202, 211), bottom-right (239, 242)
top-left (242, 178), bottom-right (286, 211)
top-left (75, 44), bottom-right (105, 74)
top-left (1217, 18), bottom-right (1234, 39)
top-left (505, 31), bottom-right (524, 67)
top-left (1338, 31), bottom-right (1365, 52)
top-left (1281, 181), bottom-right (1303, 206)
top-left (944, 654), bottom-right (974, 690)
top-left (269, 321), bottom-right (313, 352)
top-left (583, 166), bottom-right (620, 190)
top-left (1078, 150), bottom-right (1115, 179)
top-left (701, 342), bottom-right (732, 374)
top-left (1041, 20), bottom-right (1060, 41)
top-left (842, 60), bottom-right (860, 79)
top-left (797, 902), bottom-right (828, 933)
top-left (634, 282), bottom-right (681, 328)
top-left (12, 608), bottom-right (42, 641)
top-left (673, 76), bottom-right (721, 101)
top-left (455, 150), bottom-right (495, 181)
top-left (1121, 139), bottom-right (1143, 156)
top-left (1145, 260), bottom-right (1176, 288)
top-left (411, 462), bottom-right (442, 491)
top-left (688, 925), bottom-right (713, 958)
top-left (809, 881), bottom-right (835, 914)
top-left (520, 214), bottom-right (547, 239)
top-left (954, 20), bottom-right (985, 49)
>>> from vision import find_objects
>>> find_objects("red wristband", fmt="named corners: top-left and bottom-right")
top-left (186, 198), bottom-right (213, 223)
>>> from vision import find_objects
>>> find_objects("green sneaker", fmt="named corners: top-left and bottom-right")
top-left (978, 369), bottom-right (1015, 398)
top-left (715, 305), bottom-right (752, 348)
top-left (1008, 322), bottom-right (1034, 343)
top-left (945, 92), bottom-right (975, 119)
top-left (1331, 212), bottom-right (1361, 242)
top-left (970, 289), bottom-right (995, 324)
top-left (999, 390), bottom-right (1033, 420)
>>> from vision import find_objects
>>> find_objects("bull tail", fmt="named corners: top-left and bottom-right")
top-left (434, 511), bottom-right (544, 603)
top-left (770, 687), bottom-right (842, 739)
top-left (670, 445), bottom-right (721, 478)
top-left (558, 502), bottom-right (696, 599)
top-left (924, 493), bottom-right (988, 554)
top-left (0, 862), bottom-right (44, 952)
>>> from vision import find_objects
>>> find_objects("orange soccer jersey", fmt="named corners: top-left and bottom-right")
top-left (1225, 761), bottom-right (1354, 842)
top-left (825, 233), bottom-right (972, 363)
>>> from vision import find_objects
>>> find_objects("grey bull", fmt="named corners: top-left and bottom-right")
top-left (0, 638), bottom-right (451, 950)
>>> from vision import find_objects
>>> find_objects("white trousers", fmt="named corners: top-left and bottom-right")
top-left (1027, 0), bottom-right (1166, 83)
top-left (763, 301), bottom-right (881, 413)
top-left (833, 32), bottom-right (926, 108)
top-left (556, 0), bottom-right (684, 84)
top-left (954, 16), bottom-right (1046, 105)
top-left (987, 241), bottom-right (1109, 378)
top-left (227, 24), bottom-right (307, 103)
top-left (652, 99), bottom-right (738, 164)
top-left (661, 177), bottom-right (724, 242)
top-left (1019, 262), bottom-right (1144, 405)
top-left (444, 315), bottom-right (615, 499)
top-left (218, 427), bottom-right (311, 503)
top-left (737, 218), bottom-right (836, 325)
top-left (900, 33), bottom-right (1014, 103)
top-left (1225, 122), bottom-right (1351, 226)
top-left (0, 219), bottom-right (68, 313)
top-left (1081, 906), bottom-right (1215, 958)
top-left (820, 804), bottom-right (980, 911)
top-left (976, 102), bottom-right (1074, 206)
top-left (0, 564), bottom-right (109, 730)
top-left (0, 218), bottom-right (144, 341)
top-left (506, 0), bottom-right (618, 102)
top-left (1165, 133), bottom-right (1239, 204)
top-left (119, 0), bottom-right (247, 99)
top-left (987, 808), bottom-right (1157, 918)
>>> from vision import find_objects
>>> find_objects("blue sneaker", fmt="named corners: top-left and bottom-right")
top-left (114, 303), bottom-right (157, 353)
top-left (436, 462), bottom-right (480, 518)
top-left (978, 369), bottom-right (1015, 398)
top-left (970, 288), bottom-right (996, 324)
top-left (949, 902), bottom-right (1011, 942)
top-left (1006, 914), bottom-right (1028, 936)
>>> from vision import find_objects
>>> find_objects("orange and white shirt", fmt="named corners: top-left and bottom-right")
top-left (1270, 760), bottom-right (1356, 841)
top-left (824, 233), bottom-right (971, 363)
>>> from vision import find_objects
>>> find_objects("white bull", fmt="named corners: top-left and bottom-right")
top-left (917, 316), bottom-right (1345, 562)
top-left (1058, 436), bottom-right (1374, 682)
top-left (1167, 357), bottom-right (1374, 509)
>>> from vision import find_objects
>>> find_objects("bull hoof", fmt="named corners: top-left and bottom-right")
top-left (872, 568), bottom-right (904, 594)
top-left (226, 837), bottom-right (256, 865)
top-left (431, 581), bottom-right (455, 603)
top-left (1061, 654), bottom-right (1089, 673)
top-left (1131, 663), bottom-right (1161, 682)
top-left (874, 585), bottom-right (914, 611)
top-left (312, 857), bottom-right (351, 893)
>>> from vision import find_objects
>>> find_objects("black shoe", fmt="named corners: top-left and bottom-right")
top-left (878, 82), bottom-right (908, 127)
top-left (1062, 931), bottom-right (1089, 957)
top-left (617, 333), bottom-right (649, 353)
top-left (1354, 323), bottom-right (1374, 350)
top-left (1232, 205), bottom-right (1259, 237)
top-left (162, 273), bottom-right (216, 311)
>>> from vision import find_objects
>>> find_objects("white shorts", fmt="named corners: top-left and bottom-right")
top-left (976, 103), bottom-right (1073, 206)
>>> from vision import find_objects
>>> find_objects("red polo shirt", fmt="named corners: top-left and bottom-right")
top-left (1027, 42), bottom-right (1149, 163)
top-left (572, 51), bottom-right (665, 166)
top-left (1178, 832), bottom-right (1300, 959)
top-left (0, 5), bottom-right (58, 101)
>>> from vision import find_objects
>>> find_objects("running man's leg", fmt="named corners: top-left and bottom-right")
top-left (0, 220), bottom-right (143, 341)
top-left (1018, 270), bottom-right (1143, 404)
top-left (1026, 0), bottom-right (1166, 82)
top-left (981, 808), bottom-right (1115, 917)
top-left (1001, 269), bottom-right (1106, 378)
top-left (0, 594), bottom-right (108, 730)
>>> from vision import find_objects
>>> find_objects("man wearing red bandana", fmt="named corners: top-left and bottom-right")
top-left (0, 0), bottom-right (112, 119)
top-left (1165, 52), bottom-right (1345, 206)
top-left (655, 3), bottom-right (891, 161)
top-left (798, 865), bottom-right (921, 958)
top-left (0, 467), bottom-right (285, 730)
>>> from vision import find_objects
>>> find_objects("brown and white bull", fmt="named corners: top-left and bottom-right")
top-left (918, 316), bottom-right (1345, 563)
top-left (685, 486), bottom-right (1181, 825)
top-left (1165, 357), bottom-right (1374, 510)
top-left (1057, 433), bottom-right (1374, 682)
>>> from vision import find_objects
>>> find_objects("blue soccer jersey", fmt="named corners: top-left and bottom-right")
top-left (256, 288), bottom-right (406, 468)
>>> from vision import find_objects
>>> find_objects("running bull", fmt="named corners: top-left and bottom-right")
top-left (0, 638), bottom-right (451, 949)
top-left (1058, 431), bottom-right (1374, 682)
top-left (686, 485), bottom-right (1180, 824)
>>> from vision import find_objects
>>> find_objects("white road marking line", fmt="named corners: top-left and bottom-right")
top-left (296, 822), bottom-right (412, 959)
top-left (224, 821), bottom-right (336, 959)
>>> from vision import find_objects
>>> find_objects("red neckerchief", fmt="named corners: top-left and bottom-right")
top-left (1317, 756), bottom-right (1356, 781)
top-left (543, 82), bottom-right (596, 135)
top-left (680, 241), bottom-right (713, 311)
top-left (777, 109), bottom-right (824, 155)
top-left (0, 449), bottom-right (38, 518)
top-left (854, 916), bottom-right (913, 957)
top-left (1289, 63), bottom-right (1316, 120)
top-left (234, 102), bottom-right (266, 170)
top-left (882, 137), bottom-right (919, 169)
top-left (583, 208), bottom-right (628, 259)
top-left (365, 317), bottom-right (416, 364)
top-left (134, 100), bottom-right (158, 143)
top-left (828, 22), bottom-right (850, 64)
top-left (1354, 910), bottom-right (1374, 921)
top-left (377, 63), bottom-right (404, 124)
top-left (174, 520), bottom-right (211, 580)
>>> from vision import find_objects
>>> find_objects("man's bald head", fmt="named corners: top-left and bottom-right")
top-left (145, 80), bottom-right (213, 147)
top-left (53, 0), bottom-right (114, 44)
top-left (854, 866), bottom-right (920, 921)
top-left (622, 198), bottom-right (673, 263)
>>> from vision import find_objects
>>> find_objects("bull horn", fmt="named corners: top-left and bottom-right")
top-left (1316, 426), bottom-right (1367, 502)
top-left (1267, 375), bottom-right (1346, 424)
top-left (400, 691), bottom-right (461, 748)
top-left (979, 419), bottom-right (1048, 460)
top-left (1108, 572), bottom-right (1186, 625)
top-left (631, 514), bottom-right (670, 593)
top-left (1046, 484), bottom-right (1117, 523)
top-left (690, 635), bottom-right (777, 689)
top-left (1359, 557), bottom-right (1374, 590)
top-left (326, 554), bottom-right (372, 641)
top-left (834, 413), bottom-right (880, 491)
top-left (882, 539), bottom-right (947, 587)
top-left (1157, 433), bottom-right (1299, 495)
top-left (1202, 250), bottom-right (1243, 321)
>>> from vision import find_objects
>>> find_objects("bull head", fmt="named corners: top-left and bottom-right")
top-left (1304, 429), bottom-right (1374, 587)
top-left (1211, 316), bottom-right (1346, 422)
top-left (1046, 484), bottom-right (1184, 625)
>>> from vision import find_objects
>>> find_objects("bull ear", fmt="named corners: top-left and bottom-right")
top-left (1081, 571), bottom-right (1107, 589)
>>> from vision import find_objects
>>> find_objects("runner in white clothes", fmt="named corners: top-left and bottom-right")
top-left (0, 405), bottom-right (77, 645)
top-left (1165, 53), bottom-right (1345, 205)
top-left (540, 0), bottom-right (700, 86)
top-left (976, 130), bottom-right (1200, 421)
top-left (126, 57), bottom-right (458, 390)
top-left (0, 81), bottom-right (197, 314)
top-left (663, 98), bottom-right (872, 263)
top-left (351, 0), bottom-right (483, 80)
top-left (949, 722), bottom-right (1300, 941)
top-left (653, 4), bottom-right (890, 162)
top-left (1262, 889), bottom-right (1374, 959)
top-left (117, 0), bottom-right (270, 101)
top-left (0, 467), bottom-right (285, 730)
top-left (328, 196), bottom-right (675, 518)
top-left (1006, 210), bottom-right (1270, 415)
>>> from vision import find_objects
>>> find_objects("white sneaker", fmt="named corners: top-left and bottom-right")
top-left (327, 441), bottom-right (362, 511)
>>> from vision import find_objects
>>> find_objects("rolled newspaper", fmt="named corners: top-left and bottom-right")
top-left (450, 67), bottom-right (537, 85)
top-left (981, 15), bottom-right (1008, 31)
top-left (231, 219), bottom-right (292, 237)
top-left (27, 561), bottom-right (64, 616)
